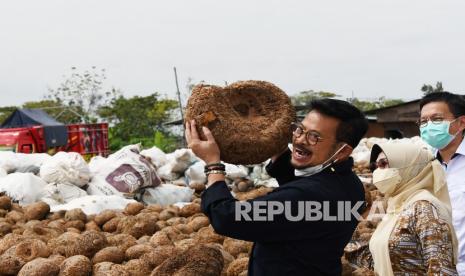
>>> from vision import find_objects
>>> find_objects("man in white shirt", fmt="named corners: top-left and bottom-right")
top-left (419, 92), bottom-right (465, 275)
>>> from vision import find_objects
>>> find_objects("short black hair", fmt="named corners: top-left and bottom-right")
top-left (308, 99), bottom-right (368, 148)
top-left (420, 92), bottom-right (465, 118)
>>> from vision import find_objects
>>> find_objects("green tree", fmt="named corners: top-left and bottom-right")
top-left (0, 100), bottom-right (86, 126)
top-left (421, 81), bottom-right (444, 95)
top-left (349, 97), bottom-right (404, 111)
top-left (22, 100), bottom-right (84, 124)
top-left (47, 67), bottom-right (120, 122)
top-left (99, 93), bottom-right (179, 152)
top-left (0, 106), bottom-right (17, 124)
top-left (291, 90), bottom-right (340, 106)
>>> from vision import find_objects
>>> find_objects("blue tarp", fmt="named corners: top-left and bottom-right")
top-left (0, 109), bottom-right (68, 148)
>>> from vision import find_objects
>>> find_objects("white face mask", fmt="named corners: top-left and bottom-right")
top-left (295, 144), bottom-right (347, 177)
top-left (372, 168), bottom-right (402, 196)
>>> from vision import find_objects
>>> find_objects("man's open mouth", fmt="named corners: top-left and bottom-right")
top-left (293, 146), bottom-right (311, 160)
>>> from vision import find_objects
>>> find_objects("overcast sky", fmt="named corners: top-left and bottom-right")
top-left (1, 0), bottom-right (465, 107)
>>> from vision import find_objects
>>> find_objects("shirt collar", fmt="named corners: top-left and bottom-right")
top-left (435, 136), bottom-right (465, 163)
top-left (456, 135), bottom-right (465, 155)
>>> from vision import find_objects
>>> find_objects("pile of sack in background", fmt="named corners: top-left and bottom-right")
top-left (0, 143), bottom-right (278, 214)
top-left (0, 136), bottom-right (431, 214)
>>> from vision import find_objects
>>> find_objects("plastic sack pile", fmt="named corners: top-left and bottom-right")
top-left (0, 136), bottom-right (431, 213)
top-left (0, 143), bottom-right (279, 214)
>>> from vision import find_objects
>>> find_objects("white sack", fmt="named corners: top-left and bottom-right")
top-left (86, 177), bottom-right (121, 196)
top-left (87, 144), bottom-right (161, 195)
top-left (157, 163), bottom-right (180, 181)
top-left (140, 146), bottom-right (168, 168)
top-left (0, 173), bottom-right (47, 205)
top-left (142, 184), bottom-right (194, 207)
top-left (185, 161), bottom-right (206, 185)
top-left (157, 148), bottom-right (197, 181)
top-left (88, 155), bottom-right (107, 175)
top-left (0, 168), bottom-right (7, 178)
top-left (351, 151), bottom-right (371, 167)
top-left (250, 164), bottom-right (271, 181)
top-left (0, 152), bottom-right (51, 173)
top-left (50, 195), bottom-right (136, 215)
top-left (225, 163), bottom-right (249, 179)
top-left (254, 178), bottom-right (279, 188)
top-left (39, 152), bottom-right (91, 187)
top-left (41, 183), bottom-right (88, 206)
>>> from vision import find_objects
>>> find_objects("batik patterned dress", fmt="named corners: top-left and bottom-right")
top-left (345, 200), bottom-right (457, 275)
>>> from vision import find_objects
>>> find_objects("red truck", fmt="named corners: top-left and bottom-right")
top-left (0, 109), bottom-right (109, 160)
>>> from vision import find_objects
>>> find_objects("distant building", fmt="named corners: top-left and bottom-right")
top-left (364, 100), bottom-right (421, 138)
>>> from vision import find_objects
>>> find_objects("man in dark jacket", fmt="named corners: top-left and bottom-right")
top-left (185, 99), bottom-right (368, 276)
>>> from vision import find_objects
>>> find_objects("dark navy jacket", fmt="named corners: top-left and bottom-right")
top-left (201, 150), bottom-right (365, 276)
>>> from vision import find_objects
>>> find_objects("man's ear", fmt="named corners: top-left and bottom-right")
top-left (459, 116), bottom-right (465, 132)
top-left (335, 144), bottom-right (353, 162)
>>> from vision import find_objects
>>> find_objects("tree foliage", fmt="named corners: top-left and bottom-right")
top-left (0, 106), bottom-right (17, 124)
top-left (99, 93), bottom-right (179, 152)
top-left (291, 90), bottom-right (340, 106)
top-left (47, 67), bottom-right (120, 122)
top-left (0, 100), bottom-right (85, 125)
top-left (348, 97), bottom-right (404, 111)
top-left (22, 100), bottom-right (84, 123)
top-left (421, 81), bottom-right (444, 95)
top-left (290, 90), bottom-right (404, 112)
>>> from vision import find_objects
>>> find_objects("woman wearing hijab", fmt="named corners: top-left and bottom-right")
top-left (346, 143), bottom-right (458, 275)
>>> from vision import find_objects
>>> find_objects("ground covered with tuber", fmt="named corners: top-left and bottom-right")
top-left (0, 194), bottom-right (253, 276)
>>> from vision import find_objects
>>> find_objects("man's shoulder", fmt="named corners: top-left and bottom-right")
top-left (274, 170), bottom-right (363, 198)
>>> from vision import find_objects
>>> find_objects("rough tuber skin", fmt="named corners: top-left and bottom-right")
top-left (64, 209), bottom-right (87, 222)
top-left (24, 202), bottom-right (50, 221)
top-left (59, 255), bottom-right (92, 276)
top-left (151, 244), bottom-right (224, 276)
top-left (17, 257), bottom-right (60, 276)
top-left (93, 246), bottom-right (125, 264)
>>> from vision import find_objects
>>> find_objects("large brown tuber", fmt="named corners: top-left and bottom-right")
top-left (102, 216), bottom-right (121, 233)
top-left (226, 257), bottom-right (249, 276)
top-left (116, 215), bottom-right (158, 239)
top-left (124, 202), bottom-right (145, 216)
top-left (93, 246), bottom-right (125, 264)
top-left (185, 80), bottom-right (295, 164)
top-left (48, 230), bottom-right (107, 258)
top-left (187, 216), bottom-right (210, 232)
top-left (140, 245), bottom-right (179, 269)
top-left (195, 226), bottom-right (225, 244)
top-left (24, 201), bottom-right (50, 221)
top-left (17, 257), bottom-right (60, 276)
top-left (0, 221), bottom-right (12, 236)
top-left (124, 259), bottom-right (152, 276)
top-left (94, 210), bottom-right (117, 226)
top-left (0, 196), bottom-right (12, 210)
top-left (179, 203), bottom-right (201, 217)
top-left (93, 262), bottom-right (131, 276)
top-left (151, 244), bottom-right (224, 276)
top-left (223, 238), bottom-right (253, 258)
top-left (107, 233), bottom-right (137, 252)
top-left (65, 208), bottom-right (87, 222)
top-left (125, 244), bottom-right (155, 260)
top-left (59, 255), bottom-right (92, 276)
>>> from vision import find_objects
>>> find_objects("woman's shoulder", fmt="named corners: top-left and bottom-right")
top-left (406, 199), bottom-right (439, 218)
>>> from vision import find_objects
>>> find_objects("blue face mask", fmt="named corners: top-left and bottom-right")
top-left (420, 119), bottom-right (458, 149)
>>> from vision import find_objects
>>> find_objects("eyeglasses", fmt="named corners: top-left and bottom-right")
top-left (417, 116), bottom-right (455, 128)
top-left (290, 123), bottom-right (323, 145)
top-left (370, 158), bottom-right (389, 172)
